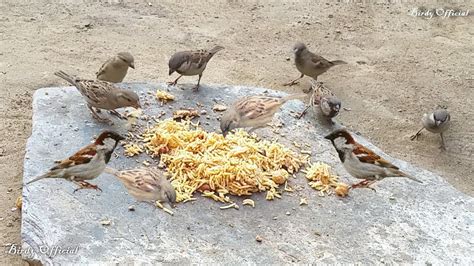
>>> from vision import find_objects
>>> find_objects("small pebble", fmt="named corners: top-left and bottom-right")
top-left (128, 205), bottom-right (135, 211)
top-left (255, 235), bottom-right (263, 242)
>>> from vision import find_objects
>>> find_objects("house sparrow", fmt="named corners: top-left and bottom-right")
top-left (105, 167), bottom-right (176, 208)
top-left (410, 108), bottom-right (451, 150)
top-left (55, 71), bottom-right (141, 122)
top-left (220, 93), bottom-right (306, 136)
top-left (325, 129), bottom-right (422, 189)
top-left (284, 42), bottom-right (347, 86)
top-left (168, 45), bottom-right (224, 90)
top-left (96, 52), bottom-right (135, 83)
top-left (298, 80), bottom-right (341, 124)
top-left (26, 131), bottom-right (125, 192)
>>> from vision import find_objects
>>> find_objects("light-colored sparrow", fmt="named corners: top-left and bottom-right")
top-left (220, 93), bottom-right (306, 136)
top-left (105, 167), bottom-right (176, 208)
top-left (411, 108), bottom-right (451, 150)
top-left (325, 129), bottom-right (422, 190)
top-left (26, 131), bottom-right (125, 192)
top-left (96, 52), bottom-right (135, 83)
top-left (168, 45), bottom-right (224, 90)
top-left (284, 42), bottom-right (347, 86)
top-left (55, 71), bottom-right (141, 122)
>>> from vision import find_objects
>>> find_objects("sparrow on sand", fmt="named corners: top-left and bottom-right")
top-left (168, 45), bottom-right (224, 90)
top-left (96, 52), bottom-right (135, 83)
top-left (410, 108), bottom-right (451, 150)
top-left (284, 42), bottom-right (347, 86)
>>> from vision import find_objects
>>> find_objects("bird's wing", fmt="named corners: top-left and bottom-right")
top-left (96, 57), bottom-right (114, 77)
top-left (189, 49), bottom-right (209, 68)
top-left (51, 143), bottom-right (97, 170)
top-left (353, 143), bottom-right (399, 169)
top-left (168, 51), bottom-right (192, 71)
top-left (79, 80), bottom-right (116, 105)
top-left (130, 169), bottom-right (161, 192)
top-left (235, 96), bottom-right (282, 120)
top-left (309, 53), bottom-right (334, 69)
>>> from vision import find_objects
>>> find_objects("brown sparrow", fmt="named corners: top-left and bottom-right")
top-left (220, 93), bottom-right (305, 136)
top-left (26, 131), bottom-right (125, 192)
top-left (325, 129), bottom-right (422, 189)
top-left (299, 81), bottom-right (341, 124)
top-left (410, 108), bottom-right (451, 150)
top-left (284, 42), bottom-right (347, 86)
top-left (96, 52), bottom-right (135, 83)
top-left (55, 71), bottom-right (141, 122)
top-left (105, 167), bottom-right (176, 208)
top-left (168, 45), bottom-right (224, 90)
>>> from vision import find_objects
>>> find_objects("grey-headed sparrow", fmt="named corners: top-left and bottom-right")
top-left (220, 93), bottom-right (305, 136)
top-left (105, 167), bottom-right (176, 208)
top-left (284, 42), bottom-right (347, 86)
top-left (325, 129), bottom-right (422, 190)
top-left (26, 131), bottom-right (124, 192)
top-left (168, 45), bottom-right (224, 90)
top-left (299, 80), bottom-right (341, 125)
top-left (411, 108), bottom-right (451, 150)
top-left (96, 52), bottom-right (135, 83)
top-left (55, 71), bottom-right (141, 122)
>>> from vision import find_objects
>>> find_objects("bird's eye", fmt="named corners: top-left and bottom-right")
top-left (127, 98), bottom-right (132, 102)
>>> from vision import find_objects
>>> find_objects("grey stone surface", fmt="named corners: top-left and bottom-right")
top-left (22, 83), bottom-right (473, 264)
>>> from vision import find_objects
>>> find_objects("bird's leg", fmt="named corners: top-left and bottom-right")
top-left (193, 74), bottom-right (202, 91)
top-left (167, 75), bottom-right (182, 86)
top-left (87, 105), bottom-right (110, 123)
top-left (297, 105), bottom-right (311, 119)
top-left (73, 181), bottom-right (102, 193)
top-left (284, 73), bottom-right (304, 86)
top-left (410, 127), bottom-right (424, 141)
top-left (440, 133), bottom-right (447, 151)
top-left (109, 109), bottom-right (126, 120)
top-left (351, 180), bottom-right (376, 192)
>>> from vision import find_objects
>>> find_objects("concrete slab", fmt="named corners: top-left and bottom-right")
top-left (22, 83), bottom-right (473, 264)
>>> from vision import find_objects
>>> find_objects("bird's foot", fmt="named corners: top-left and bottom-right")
top-left (283, 80), bottom-right (299, 86)
top-left (74, 181), bottom-right (102, 193)
top-left (167, 81), bottom-right (177, 86)
top-left (439, 144), bottom-right (447, 151)
top-left (351, 180), bottom-right (376, 192)
top-left (192, 85), bottom-right (200, 91)
top-left (410, 132), bottom-right (421, 141)
top-left (297, 110), bottom-right (307, 119)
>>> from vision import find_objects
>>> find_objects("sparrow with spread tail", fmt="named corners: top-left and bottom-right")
top-left (411, 108), bottom-right (451, 150)
top-left (325, 129), bottom-right (422, 190)
top-left (220, 93), bottom-right (306, 136)
top-left (96, 52), bottom-right (135, 83)
top-left (26, 131), bottom-right (124, 192)
top-left (299, 80), bottom-right (341, 125)
top-left (284, 42), bottom-right (347, 86)
top-left (105, 167), bottom-right (176, 208)
top-left (55, 71), bottom-right (141, 122)
top-left (168, 45), bottom-right (224, 90)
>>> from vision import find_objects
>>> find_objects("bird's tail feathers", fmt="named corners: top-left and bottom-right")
top-left (393, 169), bottom-right (423, 183)
top-left (26, 172), bottom-right (52, 185)
top-left (104, 167), bottom-right (120, 177)
top-left (54, 70), bottom-right (76, 85)
top-left (209, 45), bottom-right (225, 55)
top-left (331, 60), bottom-right (347, 65)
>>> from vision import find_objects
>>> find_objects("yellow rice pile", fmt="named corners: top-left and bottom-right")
top-left (126, 119), bottom-right (307, 203)
top-left (304, 162), bottom-right (349, 197)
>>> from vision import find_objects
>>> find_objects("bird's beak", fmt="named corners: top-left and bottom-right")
top-left (118, 135), bottom-right (126, 141)
top-left (324, 134), bottom-right (331, 140)
top-left (130, 63), bottom-right (135, 69)
top-left (222, 130), bottom-right (228, 137)
top-left (168, 69), bottom-right (174, 76)
top-left (435, 120), bottom-right (441, 126)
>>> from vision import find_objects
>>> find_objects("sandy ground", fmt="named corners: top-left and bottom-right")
top-left (0, 1), bottom-right (472, 264)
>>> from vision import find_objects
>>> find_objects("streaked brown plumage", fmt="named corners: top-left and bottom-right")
top-left (96, 52), bottom-right (135, 83)
top-left (55, 71), bottom-right (141, 122)
top-left (284, 42), bottom-right (347, 86)
top-left (220, 93), bottom-right (306, 136)
top-left (168, 45), bottom-right (224, 90)
top-left (26, 131), bottom-right (124, 192)
top-left (105, 167), bottom-right (176, 207)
